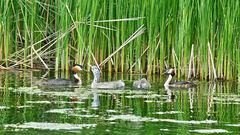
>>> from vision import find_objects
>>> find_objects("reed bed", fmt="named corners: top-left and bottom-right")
top-left (0, 0), bottom-right (240, 80)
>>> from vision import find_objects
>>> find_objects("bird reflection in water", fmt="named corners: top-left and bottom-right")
top-left (91, 90), bottom-right (100, 108)
top-left (164, 85), bottom-right (196, 114)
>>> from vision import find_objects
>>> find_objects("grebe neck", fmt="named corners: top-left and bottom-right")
top-left (164, 75), bottom-right (173, 87)
top-left (92, 72), bottom-right (100, 84)
top-left (73, 73), bottom-right (82, 84)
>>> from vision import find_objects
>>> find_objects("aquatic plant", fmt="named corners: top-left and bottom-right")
top-left (0, 0), bottom-right (240, 80)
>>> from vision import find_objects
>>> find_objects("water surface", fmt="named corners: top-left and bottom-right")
top-left (0, 70), bottom-right (239, 134)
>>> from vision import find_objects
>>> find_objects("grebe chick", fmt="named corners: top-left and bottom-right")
top-left (39, 64), bottom-right (83, 86)
top-left (133, 78), bottom-right (151, 89)
top-left (91, 66), bottom-right (125, 89)
top-left (164, 68), bottom-right (196, 88)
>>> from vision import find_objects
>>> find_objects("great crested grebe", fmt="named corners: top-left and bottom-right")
top-left (38, 64), bottom-right (83, 86)
top-left (164, 68), bottom-right (196, 88)
top-left (91, 65), bottom-right (125, 89)
top-left (133, 78), bottom-right (151, 89)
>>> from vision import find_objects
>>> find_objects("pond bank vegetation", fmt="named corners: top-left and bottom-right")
top-left (0, 0), bottom-right (240, 80)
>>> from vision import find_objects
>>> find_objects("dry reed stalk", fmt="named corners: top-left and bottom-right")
top-left (32, 46), bottom-right (49, 70)
top-left (188, 44), bottom-right (194, 79)
top-left (99, 25), bottom-right (146, 66)
top-left (93, 17), bottom-right (145, 23)
top-left (208, 42), bottom-right (217, 80)
top-left (129, 46), bottom-right (149, 72)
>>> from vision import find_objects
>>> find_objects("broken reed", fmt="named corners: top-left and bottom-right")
top-left (0, 0), bottom-right (240, 80)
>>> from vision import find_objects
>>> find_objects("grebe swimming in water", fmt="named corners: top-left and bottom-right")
top-left (91, 65), bottom-right (125, 89)
top-left (38, 64), bottom-right (83, 87)
top-left (164, 68), bottom-right (196, 88)
top-left (133, 78), bottom-right (151, 89)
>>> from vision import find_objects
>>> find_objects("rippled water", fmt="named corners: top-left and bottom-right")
top-left (0, 70), bottom-right (239, 134)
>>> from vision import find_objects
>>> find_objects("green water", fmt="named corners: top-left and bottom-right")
top-left (0, 70), bottom-right (239, 134)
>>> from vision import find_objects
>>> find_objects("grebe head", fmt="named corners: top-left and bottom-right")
top-left (72, 64), bottom-right (83, 74)
top-left (91, 66), bottom-right (100, 74)
top-left (164, 67), bottom-right (176, 87)
top-left (71, 64), bottom-right (83, 84)
top-left (166, 68), bottom-right (175, 77)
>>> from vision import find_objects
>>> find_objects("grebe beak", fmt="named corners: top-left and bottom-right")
top-left (75, 64), bottom-right (88, 72)
top-left (73, 64), bottom-right (93, 73)
top-left (162, 67), bottom-right (175, 75)
top-left (161, 70), bottom-right (168, 75)
top-left (88, 64), bottom-right (101, 72)
top-left (81, 68), bottom-right (88, 72)
top-left (88, 63), bottom-right (93, 68)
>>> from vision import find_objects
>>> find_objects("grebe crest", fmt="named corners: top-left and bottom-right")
top-left (72, 64), bottom-right (83, 73)
top-left (166, 68), bottom-right (175, 76)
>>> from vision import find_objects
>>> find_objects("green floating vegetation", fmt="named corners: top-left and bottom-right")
top-left (0, 0), bottom-right (240, 80)
top-left (4, 122), bottom-right (97, 130)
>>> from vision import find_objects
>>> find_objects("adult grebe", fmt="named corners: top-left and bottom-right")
top-left (91, 65), bottom-right (125, 89)
top-left (39, 64), bottom-right (83, 86)
top-left (133, 78), bottom-right (151, 89)
top-left (164, 68), bottom-right (196, 88)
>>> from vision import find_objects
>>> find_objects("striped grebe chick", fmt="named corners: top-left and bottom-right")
top-left (39, 64), bottom-right (83, 86)
top-left (91, 65), bottom-right (125, 89)
top-left (164, 68), bottom-right (196, 88)
top-left (133, 78), bottom-right (151, 89)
